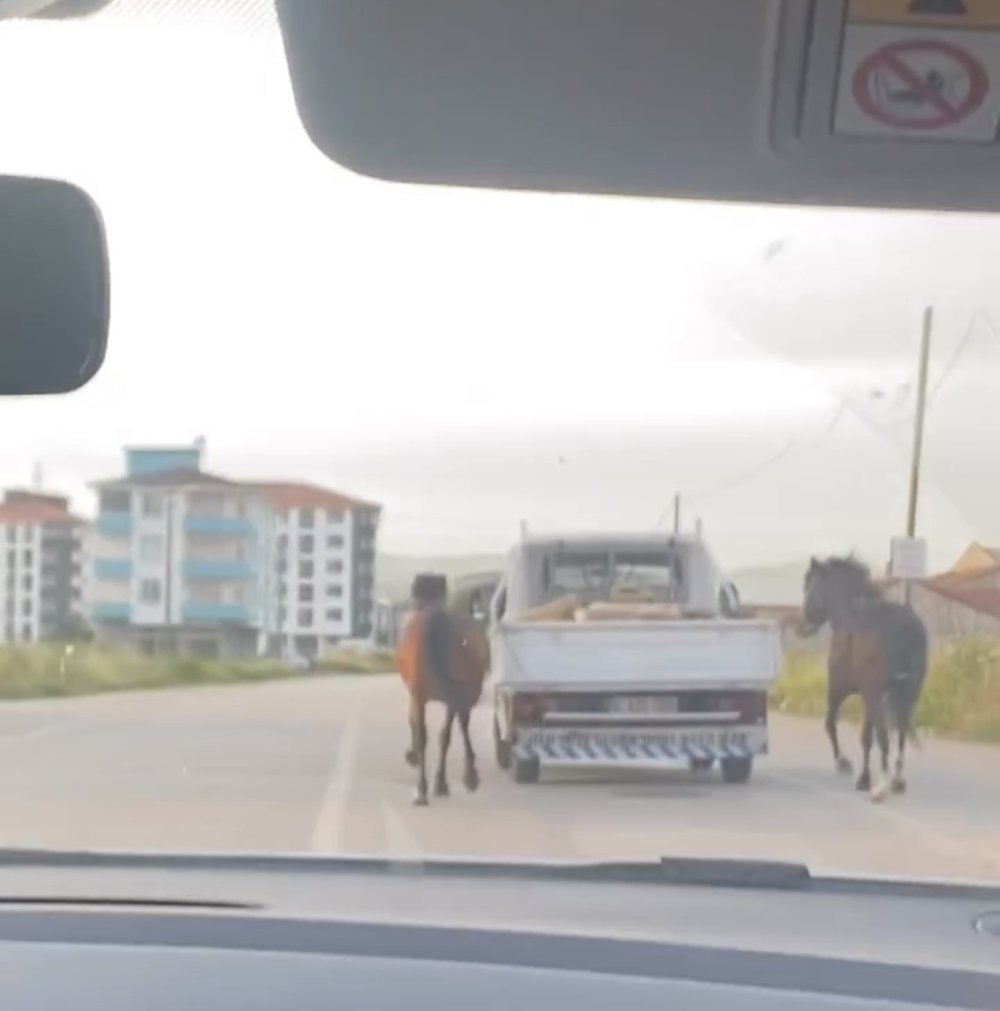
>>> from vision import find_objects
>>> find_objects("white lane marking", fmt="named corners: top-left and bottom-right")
top-left (380, 800), bottom-right (426, 871)
top-left (308, 708), bottom-right (360, 853)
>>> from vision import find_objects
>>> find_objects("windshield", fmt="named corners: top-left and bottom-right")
top-left (0, 4), bottom-right (997, 888)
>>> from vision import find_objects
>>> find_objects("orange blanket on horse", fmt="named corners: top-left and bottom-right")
top-left (397, 608), bottom-right (489, 706)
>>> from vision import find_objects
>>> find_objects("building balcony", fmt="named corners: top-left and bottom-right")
top-left (182, 602), bottom-right (251, 625)
top-left (91, 601), bottom-right (130, 623)
top-left (96, 512), bottom-right (132, 537)
top-left (183, 558), bottom-right (254, 582)
top-left (184, 515), bottom-right (254, 536)
top-left (93, 558), bottom-right (133, 582)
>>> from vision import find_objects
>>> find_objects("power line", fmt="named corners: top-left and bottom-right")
top-left (656, 400), bottom-right (849, 527)
top-left (926, 309), bottom-right (1000, 406)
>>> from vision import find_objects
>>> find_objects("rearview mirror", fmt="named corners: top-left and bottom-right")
top-left (0, 175), bottom-right (109, 395)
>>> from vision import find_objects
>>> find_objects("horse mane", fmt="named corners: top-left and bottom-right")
top-left (823, 554), bottom-right (884, 600)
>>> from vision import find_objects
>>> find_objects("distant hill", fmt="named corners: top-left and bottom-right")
top-left (377, 551), bottom-right (804, 606)
top-left (729, 562), bottom-right (805, 606)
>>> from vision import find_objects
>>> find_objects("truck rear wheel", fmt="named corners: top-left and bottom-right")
top-left (493, 714), bottom-right (512, 771)
top-left (721, 757), bottom-right (753, 784)
top-left (513, 756), bottom-right (540, 784)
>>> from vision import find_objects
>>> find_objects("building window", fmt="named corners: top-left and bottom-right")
top-left (139, 578), bottom-right (162, 604)
top-left (327, 534), bottom-right (344, 549)
top-left (22, 549), bottom-right (32, 566)
top-left (277, 534), bottom-right (287, 553)
top-left (326, 608), bottom-right (343, 622)
top-left (21, 623), bottom-right (31, 641)
top-left (4, 624), bottom-right (12, 641)
top-left (141, 493), bottom-right (164, 518)
top-left (187, 492), bottom-right (223, 516)
top-left (299, 560), bottom-right (314, 579)
top-left (99, 489), bottom-right (130, 512)
top-left (299, 534), bottom-right (314, 554)
top-left (326, 559), bottom-right (343, 575)
top-left (22, 575), bottom-right (32, 592)
top-left (139, 534), bottom-right (164, 562)
top-left (22, 600), bottom-right (32, 616)
top-left (299, 508), bottom-right (315, 529)
top-left (277, 606), bottom-right (286, 626)
top-left (325, 509), bottom-right (343, 524)
top-left (5, 550), bottom-right (13, 568)
top-left (298, 608), bottom-right (313, 627)
top-left (298, 584), bottom-right (314, 603)
top-left (326, 584), bottom-right (343, 598)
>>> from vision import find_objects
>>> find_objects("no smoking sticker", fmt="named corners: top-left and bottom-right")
top-left (836, 24), bottom-right (1000, 140)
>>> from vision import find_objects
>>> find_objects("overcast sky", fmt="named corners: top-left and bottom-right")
top-left (0, 8), bottom-right (995, 572)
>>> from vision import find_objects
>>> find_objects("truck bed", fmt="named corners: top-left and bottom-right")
top-left (491, 619), bottom-right (783, 691)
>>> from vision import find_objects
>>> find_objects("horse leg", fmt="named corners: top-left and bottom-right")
top-left (891, 723), bottom-right (908, 794)
top-left (861, 692), bottom-right (890, 803)
top-left (458, 706), bottom-right (479, 793)
top-left (412, 699), bottom-right (429, 806)
top-left (855, 715), bottom-right (873, 793)
top-left (433, 707), bottom-right (454, 797)
top-left (826, 682), bottom-right (853, 776)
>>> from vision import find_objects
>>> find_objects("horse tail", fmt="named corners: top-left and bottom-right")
top-left (886, 611), bottom-right (928, 748)
top-left (424, 608), bottom-right (458, 704)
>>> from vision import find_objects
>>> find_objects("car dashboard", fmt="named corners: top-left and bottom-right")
top-left (0, 853), bottom-right (995, 1010)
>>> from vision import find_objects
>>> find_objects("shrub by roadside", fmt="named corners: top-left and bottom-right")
top-left (0, 645), bottom-right (397, 700)
top-left (772, 638), bottom-right (1000, 744)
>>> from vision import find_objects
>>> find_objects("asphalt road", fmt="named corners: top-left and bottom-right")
top-left (0, 674), bottom-right (996, 882)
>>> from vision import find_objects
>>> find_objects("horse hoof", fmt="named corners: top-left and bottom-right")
top-left (891, 776), bottom-right (907, 795)
top-left (463, 767), bottom-right (480, 793)
top-left (870, 781), bottom-right (888, 804)
top-left (412, 789), bottom-right (429, 807)
top-left (433, 779), bottom-right (450, 798)
top-left (855, 771), bottom-right (871, 792)
top-left (404, 749), bottom-right (417, 768)
top-left (836, 756), bottom-right (853, 776)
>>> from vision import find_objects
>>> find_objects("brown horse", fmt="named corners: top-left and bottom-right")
top-left (800, 556), bottom-right (927, 802)
top-left (397, 573), bottom-right (490, 806)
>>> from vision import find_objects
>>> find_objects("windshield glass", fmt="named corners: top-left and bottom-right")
top-left (0, 3), bottom-right (997, 887)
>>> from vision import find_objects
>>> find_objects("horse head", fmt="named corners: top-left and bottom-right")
top-left (800, 554), bottom-right (879, 634)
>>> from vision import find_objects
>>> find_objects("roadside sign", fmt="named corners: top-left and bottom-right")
top-left (890, 537), bottom-right (928, 580)
top-left (850, 1), bottom-right (1000, 30)
top-left (835, 25), bottom-right (1000, 140)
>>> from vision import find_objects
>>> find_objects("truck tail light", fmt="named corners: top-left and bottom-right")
top-left (719, 692), bottom-right (767, 723)
top-left (511, 694), bottom-right (546, 724)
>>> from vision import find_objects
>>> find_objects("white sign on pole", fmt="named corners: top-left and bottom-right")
top-left (890, 536), bottom-right (928, 581)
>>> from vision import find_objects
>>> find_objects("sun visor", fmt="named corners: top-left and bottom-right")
top-left (277, 0), bottom-right (1000, 211)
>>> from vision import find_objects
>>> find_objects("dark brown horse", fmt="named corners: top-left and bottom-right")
top-left (397, 573), bottom-right (490, 806)
top-left (800, 556), bottom-right (927, 802)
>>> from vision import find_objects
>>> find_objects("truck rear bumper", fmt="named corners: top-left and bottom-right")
top-left (512, 724), bottom-right (767, 766)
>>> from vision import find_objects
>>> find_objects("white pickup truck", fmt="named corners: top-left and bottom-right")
top-left (489, 532), bottom-right (783, 785)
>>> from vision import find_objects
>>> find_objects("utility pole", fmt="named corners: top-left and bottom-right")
top-left (672, 493), bottom-right (681, 534)
top-left (903, 306), bottom-right (933, 603)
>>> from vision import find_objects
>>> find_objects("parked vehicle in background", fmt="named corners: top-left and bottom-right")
top-left (489, 532), bottom-right (783, 785)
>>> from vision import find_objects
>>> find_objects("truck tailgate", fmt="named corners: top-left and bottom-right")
top-left (493, 619), bottom-right (782, 690)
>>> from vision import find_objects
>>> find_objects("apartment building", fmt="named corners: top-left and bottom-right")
top-left (0, 489), bottom-right (85, 644)
top-left (251, 482), bottom-right (380, 660)
top-left (89, 444), bottom-right (380, 659)
top-left (90, 445), bottom-right (275, 658)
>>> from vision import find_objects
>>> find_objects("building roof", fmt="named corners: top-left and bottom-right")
top-left (91, 468), bottom-right (240, 490)
top-left (247, 481), bottom-right (381, 513)
top-left (917, 580), bottom-right (1000, 621)
top-left (0, 499), bottom-right (83, 526)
